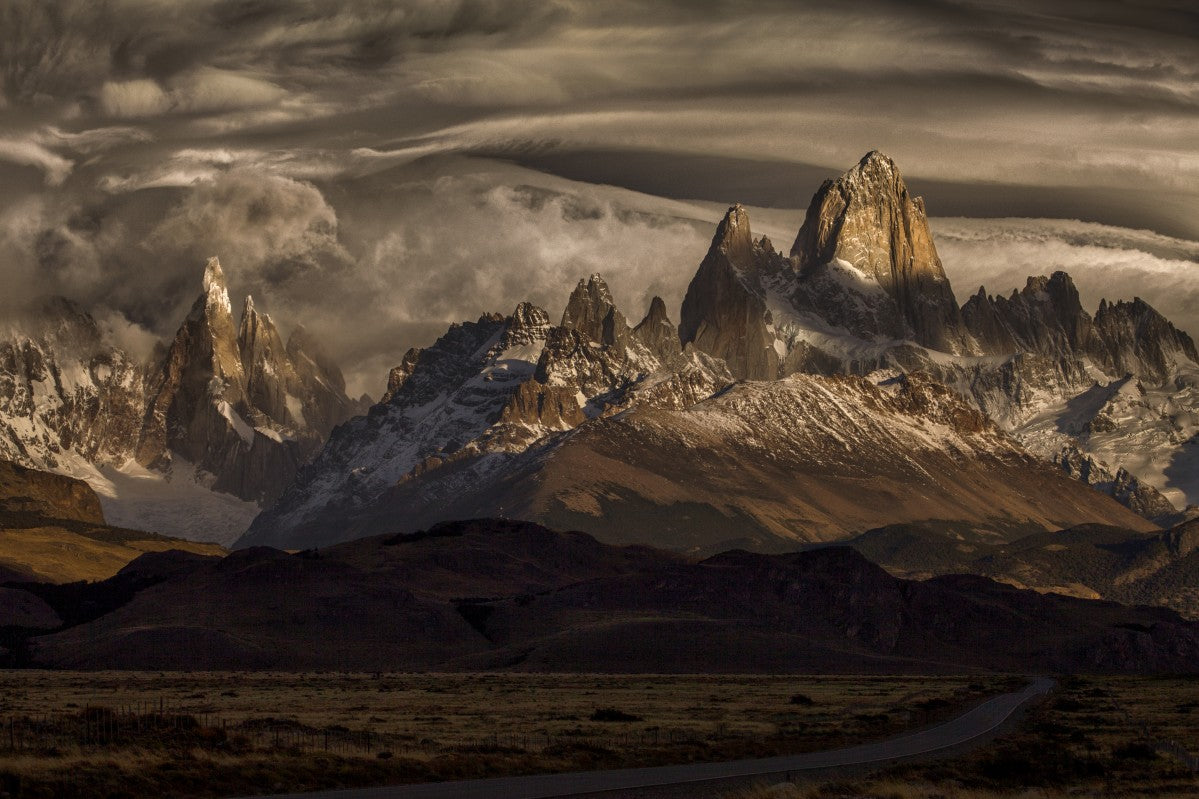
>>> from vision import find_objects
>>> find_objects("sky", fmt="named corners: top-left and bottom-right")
top-left (1, 0), bottom-right (1196, 395)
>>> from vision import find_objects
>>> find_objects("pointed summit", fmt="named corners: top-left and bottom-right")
top-left (790, 152), bottom-right (977, 355)
top-left (680, 203), bottom-right (780, 380)
top-left (203, 256), bottom-right (226, 292)
top-left (561, 274), bottom-right (630, 348)
top-left (137, 258), bottom-right (248, 471)
top-left (711, 204), bottom-right (754, 267)
top-left (853, 149), bottom-right (898, 174)
top-left (632, 296), bottom-right (680, 362)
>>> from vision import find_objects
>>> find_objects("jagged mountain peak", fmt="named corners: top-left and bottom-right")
top-left (679, 202), bottom-right (780, 380)
top-left (787, 152), bottom-right (976, 355)
top-left (1024, 270), bottom-right (1079, 297)
top-left (200, 257), bottom-right (232, 316)
top-left (562, 273), bottom-right (615, 321)
top-left (639, 296), bottom-right (669, 326)
top-left (504, 301), bottom-right (552, 349)
top-left (560, 272), bottom-right (630, 349)
top-left (632, 295), bottom-right (681, 362)
top-left (134, 257), bottom-right (364, 508)
top-left (711, 203), bottom-right (754, 266)
top-left (964, 269), bottom-right (1197, 381)
top-left (202, 256), bottom-right (226, 292)
top-left (845, 149), bottom-right (900, 182)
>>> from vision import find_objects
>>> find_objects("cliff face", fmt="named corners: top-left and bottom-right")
top-left (136, 258), bottom-right (363, 504)
top-left (790, 151), bottom-right (978, 355)
top-left (679, 205), bottom-right (781, 380)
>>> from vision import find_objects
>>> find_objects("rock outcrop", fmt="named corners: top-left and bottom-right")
top-left (0, 458), bottom-right (105, 525)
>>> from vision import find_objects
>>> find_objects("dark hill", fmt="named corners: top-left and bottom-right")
top-left (842, 520), bottom-right (1199, 619)
top-left (27, 520), bottom-right (1199, 673)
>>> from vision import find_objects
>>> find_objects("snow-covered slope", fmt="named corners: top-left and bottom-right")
top-left (0, 298), bottom-right (147, 477)
top-left (296, 372), bottom-right (1157, 554)
top-left (240, 276), bottom-right (733, 549)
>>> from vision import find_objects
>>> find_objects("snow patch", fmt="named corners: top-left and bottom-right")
top-left (216, 400), bottom-right (255, 445)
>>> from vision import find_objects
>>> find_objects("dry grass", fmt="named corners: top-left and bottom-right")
top-left (0, 527), bottom-right (223, 583)
top-left (728, 675), bottom-right (1199, 799)
top-left (0, 672), bottom-right (1012, 798)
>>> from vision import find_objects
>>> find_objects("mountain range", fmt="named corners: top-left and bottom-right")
top-left (2, 151), bottom-right (1196, 562)
top-left (243, 152), bottom-right (1186, 554)
top-left (6, 151), bottom-right (1199, 675)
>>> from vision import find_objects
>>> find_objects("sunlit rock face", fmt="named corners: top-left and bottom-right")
top-left (136, 257), bottom-right (365, 503)
top-left (790, 150), bottom-right (978, 356)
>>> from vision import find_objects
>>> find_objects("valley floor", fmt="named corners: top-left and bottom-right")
top-left (0, 674), bottom-right (1195, 798)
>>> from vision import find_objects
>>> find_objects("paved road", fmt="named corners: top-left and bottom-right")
top-left (241, 678), bottom-right (1054, 799)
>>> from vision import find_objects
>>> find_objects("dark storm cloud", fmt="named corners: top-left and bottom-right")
top-left (1, 0), bottom-right (1196, 391)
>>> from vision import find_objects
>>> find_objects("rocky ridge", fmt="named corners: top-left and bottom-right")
top-left (242, 274), bottom-right (734, 548)
top-left (308, 370), bottom-right (1154, 555)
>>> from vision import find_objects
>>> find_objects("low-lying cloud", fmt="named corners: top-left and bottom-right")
top-left (933, 218), bottom-right (1199, 337)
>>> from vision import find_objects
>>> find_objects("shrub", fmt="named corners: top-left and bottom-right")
top-left (975, 739), bottom-right (1106, 787)
top-left (589, 708), bottom-right (642, 722)
top-left (1113, 741), bottom-right (1158, 761)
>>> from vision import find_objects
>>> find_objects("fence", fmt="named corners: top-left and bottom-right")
top-left (3, 705), bottom-right (383, 756)
top-left (2, 702), bottom-right (710, 758)
top-left (1158, 739), bottom-right (1199, 773)
top-left (1113, 700), bottom-right (1199, 774)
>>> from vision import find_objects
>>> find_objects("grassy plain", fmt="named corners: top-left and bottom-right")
top-left (0, 526), bottom-right (224, 584)
top-left (0, 672), bottom-right (1011, 798)
top-left (729, 675), bottom-right (1199, 799)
